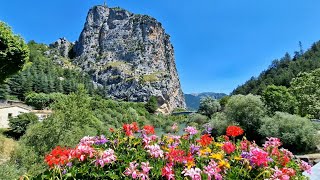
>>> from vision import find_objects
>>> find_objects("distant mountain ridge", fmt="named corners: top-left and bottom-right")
top-left (184, 92), bottom-right (227, 111)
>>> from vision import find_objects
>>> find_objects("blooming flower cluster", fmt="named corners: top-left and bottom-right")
top-left (39, 124), bottom-right (311, 180)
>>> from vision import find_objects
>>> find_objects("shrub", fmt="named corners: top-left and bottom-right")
top-left (188, 113), bottom-right (208, 125)
top-left (29, 124), bottom-right (310, 179)
top-left (259, 112), bottom-right (319, 153)
top-left (9, 113), bottom-right (38, 138)
top-left (145, 96), bottom-right (158, 113)
top-left (225, 94), bottom-right (265, 141)
top-left (209, 112), bottom-right (232, 137)
top-left (198, 97), bottom-right (221, 118)
top-left (0, 163), bottom-right (23, 180)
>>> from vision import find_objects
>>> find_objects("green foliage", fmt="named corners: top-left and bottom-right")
top-left (218, 95), bottom-right (230, 110)
top-left (145, 96), bottom-right (158, 113)
top-left (262, 85), bottom-right (297, 115)
top-left (0, 22), bottom-right (29, 83)
top-left (2, 41), bottom-right (95, 100)
top-left (225, 94), bottom-right (265, 141)
top-left (188, 113), bottom-right (208, 125)
top-left (259, 112), bottom-right (319, 153)
top-left (290, 68), bottom-right (320, 118)
top-left (198, 97), bottom-right (221, 118)
top-left (21, 86), bottom-right (103, 155)
top-left (25, 92), bottom-right (64, 109)
top-left (0, 163), bottom-right (23, 180)
top-left (9, 113), bottom-right (38, 138)
top-left (209, 112), bottom-right (232, 137)
top-left (233, 42), bottom-right (320, 95)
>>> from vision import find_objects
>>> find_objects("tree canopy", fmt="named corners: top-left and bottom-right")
top-left (0, 22), bottom-right (29, 82)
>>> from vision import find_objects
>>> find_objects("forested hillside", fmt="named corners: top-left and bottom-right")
top-left (232, 41), bottom-right (320, 95)
top-left (0, 41), bottom-right (96, 100)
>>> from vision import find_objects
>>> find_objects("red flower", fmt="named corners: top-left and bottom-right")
top-left (123, 124), bottom-right (133, 136)
top-left (222, 141), bottom-right (236, 154)
top-left (45, 146), bottom-right (71, 168)
top-left (109, 128), bottom-right (115, 133)
top-left (166, 148), bottom-right (186, 163)
top-left (143, 125), bottom-right (155, 135)
top-left (197, 134), bottom-right (213, 147)
top-left (226, 126), bottom-right (244, 137)
top-left (131, 122), bottom-right (139, 132)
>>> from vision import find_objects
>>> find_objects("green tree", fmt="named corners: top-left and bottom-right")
top-left (198, 97), bottom-right (221, 118)
top-left (262, 85), bottom-right (297, 115)
top-left (259, 112), bottom-right (319, 153)
top-left (290, 68), bottom-right (320, 118)
top-left (9, 113), bottom-right (38, 138)
top-left (25, 92), bottom-right (51, 110)
top-left (0, 22), bottom-right (29, 82)
top-left (145, 96), bottom-right (158, 113)
top-left (225, 94), bottom-right (265, 141)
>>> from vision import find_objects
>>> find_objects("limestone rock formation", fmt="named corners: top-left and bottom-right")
top-left (72, 5), bottom-right (185, 113)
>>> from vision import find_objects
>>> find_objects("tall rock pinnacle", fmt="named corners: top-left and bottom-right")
top-left (73, 5), bottom-right (186, 113)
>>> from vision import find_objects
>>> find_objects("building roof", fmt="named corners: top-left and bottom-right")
top-left (0, 103), bottom-right (33, 111)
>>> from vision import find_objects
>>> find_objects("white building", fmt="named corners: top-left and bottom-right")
top-left (0, 102), bottom-right (32, 128)
top-left (0, 100), bottom-right (52, 128)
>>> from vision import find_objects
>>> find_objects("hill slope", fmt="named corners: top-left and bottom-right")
top-left (232, 41), bottom-right (320, 95)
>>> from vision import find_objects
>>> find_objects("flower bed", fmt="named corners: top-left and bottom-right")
top-left (32, 124), bottom-right (311, 179)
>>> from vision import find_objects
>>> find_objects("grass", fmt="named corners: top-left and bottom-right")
top-left (0, 131), bottom-right (17, 164)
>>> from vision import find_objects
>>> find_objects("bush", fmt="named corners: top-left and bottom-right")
top-left (262, 85), bottom-right (297, 115)
top-left (9, 113), bottom-right (38, 138)
top-left (259, 112), bottom-right (319, 153)
top-left (145, 96), bottom-right (158, 113)
top-left (188, 113), bottom-right (208, 125)
top-left (209, 112), bottom-right (232, 137)
top-left (0, 163), bottom-right (23, 180)
top-left (198, 97), bottom-right (221, 118)
top-left (225, 94), bottom-right (265, 141)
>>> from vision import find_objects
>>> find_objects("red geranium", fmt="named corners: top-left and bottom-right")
top-left (45, 146), bottom-right (71, 168)
top-left (123, 122), bottom-right (140, 136)
top-left (166, 148), bottom-right (186, 163)
top-left (226, 126), bottom-right (244, 137)
top-left (143, 125), bottom-right (155, 135)
top-left (222, 141), bottom-right (236, 154)
top-left (197, 134), bottom-right (213, 147)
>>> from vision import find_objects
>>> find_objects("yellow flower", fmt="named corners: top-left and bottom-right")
top-left (199, 147), bottom-right (212, 156)
top-left (186, 160), bottom-right (195, 169)
top-left (209, 153), bottom-right (223, 160)
top-left (219, 160), bottom-right (230, 169)
top-left (215, 143), bottom-right (223, 147)
top-left (234, 156), bottom-right (242, 161)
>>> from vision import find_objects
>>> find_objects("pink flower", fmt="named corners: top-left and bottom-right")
top-left (240, 140), bottom-right (250, 151)
top-left (203, 160), bottom-right (222, 180)
top-left (222, 141), bottom-right (236, 154)
top-left (141, 162), bottom-right (153, 174)
top-left (142, 135), bottom-right (158, 146)
top-left (145, 144), bottom-right (164, 158)
top-left (94, 149), bottom-right (116, 167)
top-left (124, 162), bottom-right (139, 179)
top-left (172, 123), bottom-right (178, 131)
top-left (162, 163), bottom-right (175, 180)
top-left (249, 147), bottom-right (269, 167)
top-left (300, 160), bottom-right (312, 174)
top-left (269, 166), bottom-right (290, 180)
top-left (184, 126), bottom-right (198, 135)
top-left (70, 144), bottom-right (95, 161)
top-left (182, 167), bottom-right (202, 180)
top-left (263, 137), bottom-right (282, 149)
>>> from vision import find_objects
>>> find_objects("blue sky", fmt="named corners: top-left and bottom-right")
top-left (1, 0), bottom-right (320, 94)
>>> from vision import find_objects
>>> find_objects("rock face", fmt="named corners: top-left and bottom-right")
top-left (73, 5), bottom-right (185, 113)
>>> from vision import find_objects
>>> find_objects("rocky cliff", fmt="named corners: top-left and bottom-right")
top-left (69, 5), bottom-right (185, 113)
